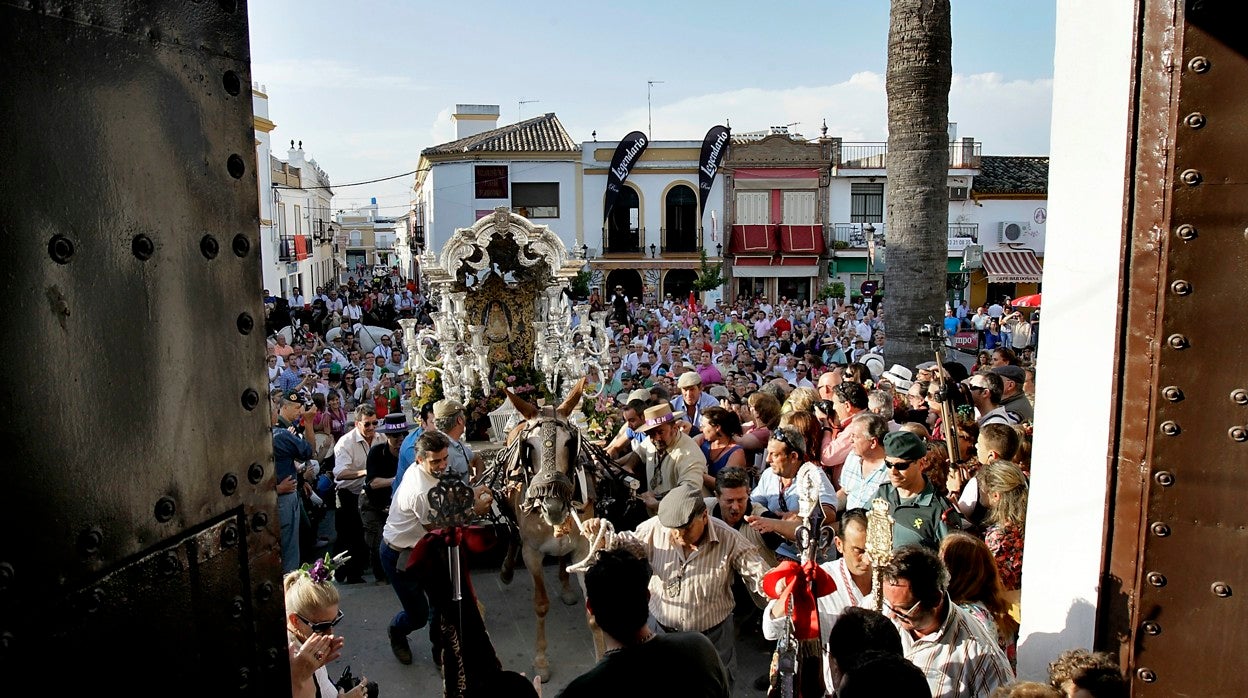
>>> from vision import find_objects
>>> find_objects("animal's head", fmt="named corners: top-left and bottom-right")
top-left (507, 379), bottom-right (586, 527)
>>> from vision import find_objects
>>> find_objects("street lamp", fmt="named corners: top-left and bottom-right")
top-left (580, 243), bottom-right (588, 260)
top-left (716, 242), bottom-right (722, 257)
top-left (649, 243), bottom-right (656, 258)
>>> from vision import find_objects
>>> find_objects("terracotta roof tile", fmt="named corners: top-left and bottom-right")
top-left (422, 113), bottom-right (579, 156)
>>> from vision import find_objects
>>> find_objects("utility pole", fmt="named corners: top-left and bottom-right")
top-left (518, 98), bottom-right (539, 121)
top-left (647, 80), bottom-right (664, 138)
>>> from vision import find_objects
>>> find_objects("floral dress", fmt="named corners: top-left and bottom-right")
top-left (984, 522), bottom-right (1025, 591)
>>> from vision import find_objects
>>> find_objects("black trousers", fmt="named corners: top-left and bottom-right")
top-left (333, 489), bottom-right (368, 580)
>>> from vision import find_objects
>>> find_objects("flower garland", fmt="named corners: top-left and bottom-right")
top-left (580, 392), bottom-right (624, 443)
top-left (300, 552), bottom-right (351, 585)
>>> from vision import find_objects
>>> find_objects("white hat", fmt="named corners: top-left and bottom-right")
top-left (861, 353), bottom-right (885, 379)
top-left (880, 364), bottom-right (914, 390)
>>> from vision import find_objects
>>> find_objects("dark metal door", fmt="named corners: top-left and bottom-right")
top-left (1103, 1), bottom-right (1248, 694)
top-left (0, 1), bottom-right (287, 693)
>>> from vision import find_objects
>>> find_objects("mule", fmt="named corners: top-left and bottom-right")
top-left (482, 379), bottom-right (642, 682)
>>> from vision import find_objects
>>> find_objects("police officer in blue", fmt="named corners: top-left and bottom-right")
top-left (273, 390), bottom-right (319, 572)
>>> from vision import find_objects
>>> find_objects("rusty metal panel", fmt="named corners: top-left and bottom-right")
top-left (1108, 0), bottom-right (1248, 694)
top-left (0, 0), bottom-right (287, 692)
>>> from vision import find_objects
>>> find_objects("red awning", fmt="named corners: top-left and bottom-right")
top-left (778, 225), bottom-right (825, 254)
top-left (982, 250), bottom-right (1043, 283)
top-left (728, 225), bottom-right (778, 254)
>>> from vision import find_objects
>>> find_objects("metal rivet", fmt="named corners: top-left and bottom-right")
top-left (131, 234), bottom-right (154, 260)
top-left (48, 235), bottom-right (75, 264)
top-left (220, 473), bottom-right (239, 496)
top-left (1232, 389), bottom-right (1248, 406)
top-left (1170, 280), bottom-right (1192, 295)
top-left (158, 552), bottom-right (181, 577)
top-left (154, 496), bottom-right (177, 523)
top-left (257, 581), bottom-right (274, 602)
top-left (1147, 572), bottom-right (1167, 587)
top-left (1142, 621), bottom-right (1161, 635)
top-left (1154, 471), bottom-right (1175, 486)
top-left (1138, 668), bottom-right (1157, 683)
top-left (1160, 421), bottom-right (1181, 436)
top-left (230, 595), bottom-right (245, 618)
top-left (1212, 582), bottom-right (1232, 597)
top-left (236, 313), bottom-right (254, 335)
top-left (1180, 169), bottom-right (1202, 186)
top-left (1230, 426), bottom-right (1248, 442)
top-left (221, 523), bottom-right (239, 548)
top-left (232, 233), bottom-right (251, 257)
top-left (227, 154), bottom-right (246, 179)
top-left (247, 462), bottom-right (265, 484)
top-left (1161, 386), bottom-right (1183, 402)
top-left (200, 234), bottom-right (219, 260)
top-left (266, 647), bottom-right (281, 668)
top-left (0, 562), bottom-right (13, 593)
top-left (77, 528), bottom-right (103, 555)
top-left (238, 666), bottom-right (250, 690)
top-left (250, 511), bottom-right (268, 532)
top-left (1150, 521), bottom-right (1171, 537)
top-left (1175, 224), bottom-right (1198, 240)
top-left (241, 388), bottom-right (260, 411)
top-left (1184, 112), bottom-right (1206, 129)
top-left (222, 71), bottom-right (242, 96)
top-left (1167, 334), bottom-right (1189, 350)
top-left (1188, 55), bottom-right (1210, 73)
top-left (80, 587), bottom-right (104, 614)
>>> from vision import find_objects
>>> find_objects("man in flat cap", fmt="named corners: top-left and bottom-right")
top-left (582, 484), bottom-right (770, 692)
top-left (874, 431), bottom-right (961, 551)
top-left (672, 370), bottom-right (719, 438)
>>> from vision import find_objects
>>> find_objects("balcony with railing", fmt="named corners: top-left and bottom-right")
top-left (829, 223), bottom-right (978, 251)
top-left (835, 140), bottom-right (982, 170)
top-left (602, 227), bottom-right (645, 255)
top-left (278, 234), bottom-right (311, 262)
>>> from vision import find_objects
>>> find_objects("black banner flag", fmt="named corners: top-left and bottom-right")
top-left (603, 131), bottom-right (649, 223)
top-left (697, 125), bottom-right (731, 220)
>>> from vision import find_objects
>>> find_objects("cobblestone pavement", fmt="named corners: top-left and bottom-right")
top-left (329, 558), bottom-right (775, 697)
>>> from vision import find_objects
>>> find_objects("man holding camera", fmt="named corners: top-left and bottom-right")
top-left (274, 390), bottom-right (318, 573)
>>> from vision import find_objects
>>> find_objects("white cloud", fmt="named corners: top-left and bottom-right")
top-left (253, 59), bottom-right (424, 92)
top-left (580, 71), bottom-right (1051, 154)
top-left (428, 107), bottom-right (456, 147)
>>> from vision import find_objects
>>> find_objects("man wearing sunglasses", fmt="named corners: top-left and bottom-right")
top-left (874, 431), bottom-right (961, 551)
top-left (881, 545), bottom-right (1013, 697)
top-left (333, 404), bottom-right (387, 584)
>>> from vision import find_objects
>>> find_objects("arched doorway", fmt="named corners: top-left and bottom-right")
top-left (605, 269), bottom-right (643, 307)
top-left (664, 184), bottom-right (698, 253)
top-left (606, 186), bottom-right (641, 253)
top-left (663, 269), bottom-right (698, 306)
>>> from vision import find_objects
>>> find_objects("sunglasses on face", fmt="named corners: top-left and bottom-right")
top-left (967, 385), bottom-right (987, 393)
top-left (297, 609), bottom-right (344, 634)
top-left (361, 420), bottom-right (379, 427)
top-left (885, 598), bottom-right (923, 623)
top-left (771, 429), bottom-right (802, 455)
top-left (885, 460), bottom-right (913, 471)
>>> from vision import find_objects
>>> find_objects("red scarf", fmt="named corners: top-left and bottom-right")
top-left (763, 559), bottom-right (837, 641)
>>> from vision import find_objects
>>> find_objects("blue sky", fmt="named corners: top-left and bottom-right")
top-left (249, 0), bottom-right (1056, 212)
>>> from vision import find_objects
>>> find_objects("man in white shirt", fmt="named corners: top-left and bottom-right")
top-left (380, 430), bottom-right (493, 664)
top-left (332, 404), bottom-right (387, 584)
top-left (288, 287), bottom-right (306, 308)
top-left (373, 334), bottom-right (394, 364)
top-left (987, 300), bottom-right (1005, 319)
top-left (763, 508), bottom-right (876, 689)
top-left (345, 297), bottom-right (364, 322)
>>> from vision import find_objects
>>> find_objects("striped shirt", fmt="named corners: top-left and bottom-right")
top-left (617, 516), bottom-right (770, 633)
top-left (896, 595), bottom-right (1014, 698)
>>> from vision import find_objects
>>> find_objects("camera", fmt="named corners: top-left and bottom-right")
top-left (335, 666), bottom-right (378, 698)
top-left (916, 323), bottom-right (946, 340)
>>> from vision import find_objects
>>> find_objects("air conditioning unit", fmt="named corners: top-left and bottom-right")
top-left (948, 186), bottom-right (968, 201)
top-left (998, 221), bottom-right (1030, 243)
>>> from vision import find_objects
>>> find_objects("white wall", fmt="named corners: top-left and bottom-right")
top-left (254, 88), bottom-right (279, 295)
top-left (964, 199), bottom-right (1048, 256)
top-left (1015, 0), bottom-right (1135, 680)
top-left (425, 160), bottom-right (579, 255)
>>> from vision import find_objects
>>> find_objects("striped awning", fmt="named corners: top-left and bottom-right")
top-left (982, 250), bottom-right (1043, 283)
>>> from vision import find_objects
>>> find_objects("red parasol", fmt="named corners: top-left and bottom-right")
top-left (1012, 293), bottom-right (1042, 308)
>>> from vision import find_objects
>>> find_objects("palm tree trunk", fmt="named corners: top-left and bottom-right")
top-left (884, 0), bottom-right (952, 370)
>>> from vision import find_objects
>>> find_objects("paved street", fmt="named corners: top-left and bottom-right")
top-left (330, 557), bottom-right (774, 696)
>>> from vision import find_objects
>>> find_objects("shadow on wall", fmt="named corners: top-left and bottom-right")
top-left (1017, 599), bottom-right (1098, 681)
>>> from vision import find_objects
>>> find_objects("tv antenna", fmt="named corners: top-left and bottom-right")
top-left (518, 98), bottom-right (540, 121)
top-left (647, 80), bottom-right (665, 138)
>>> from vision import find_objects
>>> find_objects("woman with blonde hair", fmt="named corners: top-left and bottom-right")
top-left (285, 556), bottom-right (371, 698)
top-left (978, 460), bottom-right (1029, 593)
top-left (940, 531), bottom-right (1019, 668)
top-left (781, 385), bottom-right (819, 415)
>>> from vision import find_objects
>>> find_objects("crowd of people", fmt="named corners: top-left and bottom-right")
top-left (264, 274), bottom-right (1124, 697)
